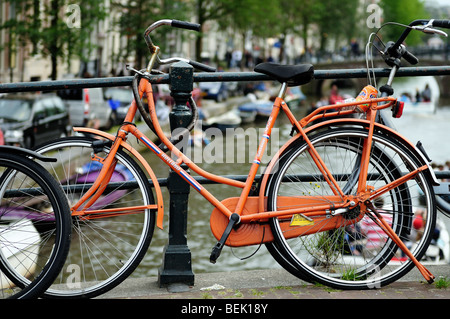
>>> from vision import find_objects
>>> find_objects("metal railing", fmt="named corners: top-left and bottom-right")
top-left (2, 65), bottom-right (450, 93)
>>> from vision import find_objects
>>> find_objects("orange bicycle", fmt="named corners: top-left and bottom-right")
top-left (35, 19), bottom-right (447, 297)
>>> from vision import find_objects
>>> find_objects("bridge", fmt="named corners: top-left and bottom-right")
top-left (308, 52), bottom-right (450, 98)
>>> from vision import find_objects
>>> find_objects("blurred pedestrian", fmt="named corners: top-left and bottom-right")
top-left (422, 84), bottom-right (431, 102)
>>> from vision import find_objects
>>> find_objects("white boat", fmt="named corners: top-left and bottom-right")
top-left (402, 101), bottom-right (436, 114)
top-left (238, 100), bottom-right (273, 119)
top-left (238, 109), bottom-right (257, 123)
top-left (0, 219), bottom-right (40, 289)
top-left (203, 109), bottom-right (242, 131)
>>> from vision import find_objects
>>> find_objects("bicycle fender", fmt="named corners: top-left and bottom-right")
top-left (258, 118), bottom-right (439, 209)
top-left (0, 145), bottom-right (56, 162)
top-left (73, 127), bottom-right (165, 229)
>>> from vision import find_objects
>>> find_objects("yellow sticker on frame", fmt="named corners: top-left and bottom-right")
top-left (290, 214), bottom-right (314, 227)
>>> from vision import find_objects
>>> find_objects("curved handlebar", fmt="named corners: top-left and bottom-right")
top-left (402, 49), bottom-right (419, 65)
top-left (133, 19), bottom-right (215, 150)
top-left (432, 19), bottom-right (450, 29)
top-left (384, 19), bottom-right (449, 66)
top-left (384, 41), bottom-right (419, 66)
top-left (144, 19), bottom-right (171, 53)
top-left (392, 19), bottom-right (449, 53)
top-left (188, 60), bottom-right (217, 72)
top-left (143, 19), bottom-right (216, 72)
top-left (392, 19), bottom-right (428, 50)
top-left (171, 20), bottom-right (201, 31)
top-left (375, 18), bottom-right (448, 125)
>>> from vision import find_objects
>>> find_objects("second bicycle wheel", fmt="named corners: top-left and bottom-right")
top-left (265, 127), bottom-right (436, 289)
top-left (34, 136), bottom-right (156, 298)
top-left (0, 150), bottom-right (71, 298)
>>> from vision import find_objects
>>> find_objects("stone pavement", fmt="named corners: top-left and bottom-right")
top-left (100, 265), bottom-right (450, 300)
top-left (90, 266), bottom-right (450, 318)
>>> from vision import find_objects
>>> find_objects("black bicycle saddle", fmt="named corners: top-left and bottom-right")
top-left (254, 62), bottom-right (314, 87)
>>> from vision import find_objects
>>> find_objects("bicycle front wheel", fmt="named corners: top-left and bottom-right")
top-left (266, 127), bottom-right (436, 289)
top-left (34, 136), bottom-right (156, 298)
top-left (0, 151), bottom-right (71, 299)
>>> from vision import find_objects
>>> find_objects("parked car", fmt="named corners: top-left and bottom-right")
top-left (57, 88), bottom-right (113, 129)
top-left (199, 82), bottom-right (228, 102)
top-left (0, 93), bottom-right (70, 148)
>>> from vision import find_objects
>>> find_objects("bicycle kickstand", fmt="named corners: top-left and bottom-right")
top-left (366, 202), bottom-right (435, 283)
top-left (210, 213), bottom-right (240, 264)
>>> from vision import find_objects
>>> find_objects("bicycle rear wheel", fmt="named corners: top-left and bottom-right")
top-left (266, 127), bottom-right (436, 289)
top-left (34, 136), bottom-right (155, 298)
top-left (0, 151), bottom-right (71, 298)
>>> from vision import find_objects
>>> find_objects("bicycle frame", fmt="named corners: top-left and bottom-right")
top-left (70, 70), bottom-right (438, 282)
top-left (71, 73), bottom-right (418, 230)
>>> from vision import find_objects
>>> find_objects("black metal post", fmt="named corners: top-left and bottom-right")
top-left (158, 61), bottom-right (195, 288)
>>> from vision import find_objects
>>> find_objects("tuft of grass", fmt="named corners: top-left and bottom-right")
top-left (202, 292), bottom-right (213, 299)
top-left (313, 282), bottom-right (341, 293)
top-left (273, 285), bottom-right (292, 290)
top-left (435, 276), bottom-right (450, 289)
top-left (250, 289), bottom-right (265, 297)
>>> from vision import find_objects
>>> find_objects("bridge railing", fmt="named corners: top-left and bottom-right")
top-left (2, 65), bottom-right (450, 93)
top-left (288, 44), bottom-right (450, 65)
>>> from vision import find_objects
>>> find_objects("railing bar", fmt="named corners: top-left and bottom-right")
top-left (1, 66), bottom-right (450, 93)
top-left (5, 171), bottom-right (448, 197)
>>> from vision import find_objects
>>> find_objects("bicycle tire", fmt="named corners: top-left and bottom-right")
top-left (263, 148), bottom-right (314, 283)
top-left (34, 136), bottom-right (156, 298)
top-left (265, 127), bottom-right (436, 290)
top-left (0, 151), bottom-right (71, 298)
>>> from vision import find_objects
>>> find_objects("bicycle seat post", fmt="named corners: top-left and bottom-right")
top-left (158, 61), bottom-right (195, 289)
top-left (278, 82), bottom-right (288, 99)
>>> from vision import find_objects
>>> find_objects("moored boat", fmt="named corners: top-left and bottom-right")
top-left (202, 109), bottom-right (242, 131)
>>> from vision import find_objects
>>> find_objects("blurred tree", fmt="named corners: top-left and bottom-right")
top-left (42, 0), bottom-right (107, 79)
top-left (113, 0), bottom-right (189, 68)
top-left (194, 0), bottom-right (234, 62)
top-left (276, 0), bottom-right (321, 61)
top-left (0, 1), bottom-right (41, 81)
top-left (214, 0), bottom-right (280, 68)
top-left (0, 0), bottom-right (106, 80)
top-left (379, 0), bottom-right (429, 46)
top-left (313, 0), bottom-right (360, 51)
top-left (66, 1), bottom-right (107, 77)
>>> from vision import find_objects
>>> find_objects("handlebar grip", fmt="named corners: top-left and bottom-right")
top-left (402, 49), bottom-right (419, 65)
top-left (171, 20), bottom-right (201, 32)
top-left (432, 19), bottom-right (450, 29)
top-left (188, 60), bottom-right (217, 72)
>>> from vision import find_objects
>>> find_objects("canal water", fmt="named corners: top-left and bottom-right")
top-left (133, 118), bottom-right (295, 277)
top-left (130, 76), bottom-right (450, 278)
